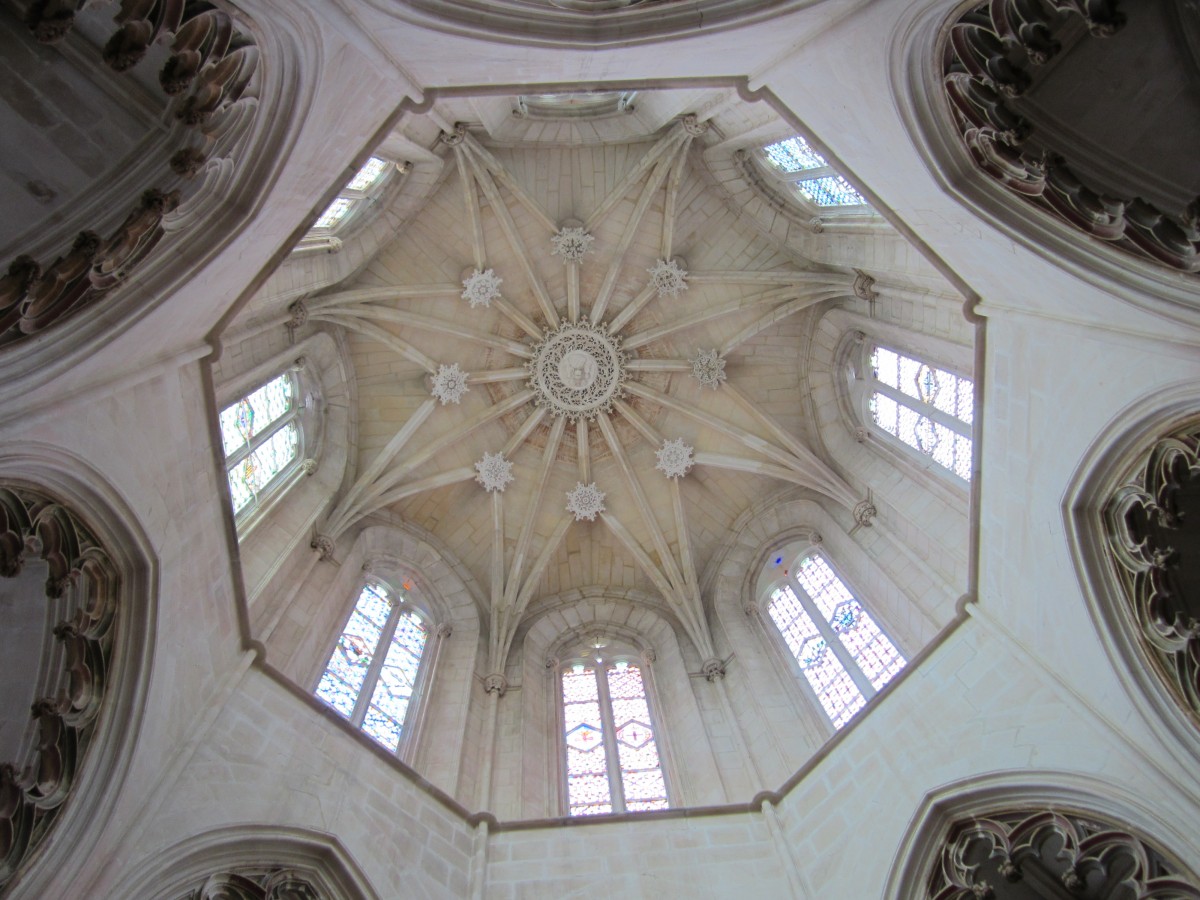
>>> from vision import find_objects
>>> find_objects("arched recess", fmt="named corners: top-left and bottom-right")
top-left (211, 328), bottom-right (357, 616)
top-left (892, 0), bottom-right (1199, 322)
top-left (704, 491), bottom-right (944, 786)
top-left (0, 0), bottom-right (319, 401)
top-left (0, 445), bottom-right (156, 899)
top-left (1065, 381), bottom-right (1200, 781)
top-left (494, 588), bottom-right (724, 819)
top-left (262, 522), bottom-right (481, 799)
top-left (105, 825), bottom-right (377, 900)
top-left (884, 771), bottom-right (1200, 898)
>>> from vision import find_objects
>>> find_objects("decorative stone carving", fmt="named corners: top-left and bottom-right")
top-left (681, 113), bottom-right (709, 136)
top-left (180, 868), bottom-right (322, 900)
top-left (1104, 424), bottom-right (1200, 720)
top-left (690, 348), bottom-right (727, 390)
top-left (461, 267), bottom-right (503, 308)
top-left (436, 622), bottom-right (454, 639)
top-left (440, 123), bottom-right (469, 146)
top-left (648, 258), bottom-right (689, 297)
top-left (566, 482), bottom-right (606, 521)
top-left (926, 807), bottom-right (1200, 898)
top-left (655, 437), bottom-right (695, 479)
top-left (550, 226), bottom-right (595, 263)
top-left (641, 648), bottom-right (658, 666)
top-left (544, 655), bottom-right (560, 670)
top-left (526, 320), bottom-right (627, 422)
top-left (310, 534), bottom-right (335, 561)
top-left (852, 270), bottom-right (878, 302)
top-left (484, 673), bottom-right (508, 695)
top-left (300, 458), bottom-right (318, 476)
top-left (701, 657), bottom-right (726, 681)
top-left (0, 487), bottom-right (118, 894)
top-left (286, 300), bottom-right (308, 330)
top-left (853, 498), bottom-right (877, 527)
top-left (430, 363), bottom-right (470, 405)
top-left (742, 599), bottom-right (760, 618)
top-left (474, 451), bottom-right (515, 493)
top-left (941, 2), bottom-right (1199, 274)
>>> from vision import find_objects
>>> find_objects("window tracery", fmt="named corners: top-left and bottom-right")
top-left (761, 136), bottom-right (870, 210)
top-left (765, 552), bottom-right (905, 729)
top-left (218, 372), bottom-right (304, 516)
top-left (860, 342), bottom-right (974, 482)
top-left (560, 659), bottom-right (669, 816)
top-left (315, 581), bottom-right (431, 753)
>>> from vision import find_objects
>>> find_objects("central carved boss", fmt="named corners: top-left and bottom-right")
top-left (527, 320), bottom-right (627, 422)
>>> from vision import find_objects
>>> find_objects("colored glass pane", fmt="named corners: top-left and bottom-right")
top-left (315, 197), bottom-right (353, 229)
top-left (871, 393), bottom-right (972, 480)
top-left (315, 584), bottom-right (391, 718)
top-left (226, 421), bottom-right (299, 513)
top-left (363, 611), bottom-right (427, 751)
top-left (795, 556), bottom-right (906, 692)
top-left (562, 668), bottom-right (613, 815)
top-left (607, 666), bottom-right (667, 810)
top-left (347, 157), bottom-right (389, 192)
top-left (873, 347), bottom-right (973, 426)
top-left (219, 374), bottom-right (294, 457)
top-left (763, 136), bottom-right (825, 173)
top-left (769, 584), bottom-right (866, 729)
top-left (798, 174), bottom-right (865, 207)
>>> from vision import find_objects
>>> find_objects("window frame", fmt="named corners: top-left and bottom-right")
top-left (313, 577), bottom-right (436, 761)
top-left (755, 135), bottom-right (875, 218)
top-left (219, 369), bottom-right (307, 523)
top-left (304, 155), bottom-right (400, 243)
top-left (839, 330), bottom-right (975, 491)
top-left (556, 655), bottom-right (672, 816)
top-left (761, 548), bottom-right (906, 731)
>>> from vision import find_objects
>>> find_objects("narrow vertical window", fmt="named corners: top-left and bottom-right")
top-left (767, 554), bottom-right (905, 729)
top-left (312, 156), bottom-right (393, 232)
top-left (561, 661), bottom-right (668, 816)
top-left (218, 372), bottom-right (302, 515)
top-left (762, 136), bottom-right (869, 208)
top-left (316, 582), bottom-right (429, 753)
top-left (869, 345), bottom-right (973, 481)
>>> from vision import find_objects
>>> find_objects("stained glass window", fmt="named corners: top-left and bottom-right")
top-left (218, 373), bottom-right (302, 516)
top-left (767, 554), bottom-right (906, 729)
top-left (761, 136), bottom-right (869, 209)
top-left (346, 157), bottom-right (389, 192)
top-left (869, 345), bottom-right (973, 481)
top-left (309, 156), bottom-right (394, 235)
top-left (561, 662), bottom-right (668, 815)
top-left (315, 582), bottom-right (430, 754)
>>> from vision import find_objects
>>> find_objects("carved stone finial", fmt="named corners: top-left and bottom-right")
top-left (701, 658), bottom-right (726, 681)
top-left (853, 270), bottom-right (878, 302)
top-left (440, 123), bottom-right (469, 146)
top-left (484, 673), bottom-right (508, 695)
top-left (437, 622), bottom-right (454, 639)
top-left (681, 114), bottom-right (709, 137)
top-left (853, 499), bottom-right (877, 527)
top-left (287, 300), bottom-right (308, 330)
top-left (169, 147), bottom-right (208, 179)
top-left (854, 426), bottom-right (868, 443)
top-left (310, 534), bottom-right (335, 560)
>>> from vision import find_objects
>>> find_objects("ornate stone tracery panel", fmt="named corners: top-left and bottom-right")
top-left (176, 868), bottom-right (323, 900)
top-left (940, 0), bottom-right (1200, 274)
top-left (0, 486), bottom-right (119, 893)
top-left (927, 807), bottom-right (1200, 899)
top-left (1102, 423), bottom-right (1200, 726)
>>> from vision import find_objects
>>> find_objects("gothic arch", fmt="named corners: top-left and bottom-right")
top-left (0, 444), bottom-right (156, 899)
top-left (1065, 380), bottom-right (1200, 778)
top-left (891, 0), bottom-right (1199, 323)
top-left (884, 771), bottom-right (1200, 899)
top-left (106, 825), bottom-right (377, 900)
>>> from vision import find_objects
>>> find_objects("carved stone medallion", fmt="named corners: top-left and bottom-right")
top-left (526, 319), bottom-right (627, 422)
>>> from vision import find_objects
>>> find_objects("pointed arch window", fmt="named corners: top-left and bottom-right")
top-left (767, 553), bottom-right (905, 729)
top-left (560, 661), bottom-right (669, 816)
top-left (867, 343), bottom-right (974, 481)
top-left (761, 135), bottom-right (870, 209)
top-left (315, 581), bottom-right (430, 753)
top-left (218, 372), bottom-right (303, 516)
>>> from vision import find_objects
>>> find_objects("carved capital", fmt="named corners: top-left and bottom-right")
top-left (301, 458), bottom-right (318, 476)
top-left (641, 647), bottom-right (657, 666)
top-left (440, 123), bottom-right (469, 146)
top-left (544, 655), bottom-right (560, 670)
top-left (286, 300), bottom-right (308, 330)
top-left (701, 657), bottom-right (726, 681)
top-left (310, 534), bottom-right (335, 561)
top-left (852, 270), bottom-right (878, 302)
top-left (484, 673), bottom-right (508, 695)
top-left (436, 622), bottom-right (454, 639)
top-left (853, 499), bottom-right (877, 527)
top-left (681, 114), bottom-right (709, 137)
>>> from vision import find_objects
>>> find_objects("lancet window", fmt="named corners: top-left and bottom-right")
top-left (219, 372), bottom-right (303, 516)
top-left (311, 156), bottom-right (395, 232)
top-left (315, 581), bottom-right (430, 753)
top-left (761, 135), bottom-right (869, 209)
top-left (867, 343), bottom-right (974, 481)
top-left (560, 660), bottom-right (669, 816)
top-left (767, 553), bottom-right (905, 729)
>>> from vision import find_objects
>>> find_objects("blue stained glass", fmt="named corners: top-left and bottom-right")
top-left (764, 136), bottom-right (826, 173)
top-left (798, 174), bottom-right (865, 207)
